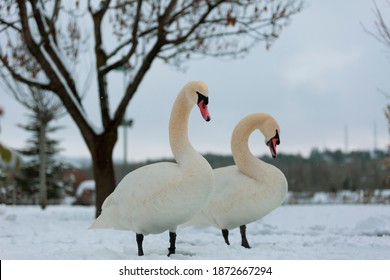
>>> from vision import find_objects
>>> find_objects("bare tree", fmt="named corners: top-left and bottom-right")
top-left (365, 0), bottom-right (390, 186)
top-left (0, 0), bottom-right (303, 216)
top-left (366, 0), bottom-right (390, 48)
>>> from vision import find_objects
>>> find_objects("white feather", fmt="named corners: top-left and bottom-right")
top-left (90, 81), bottom-right (214, 237)
top-left (183, 113), bottom-right (288, 230)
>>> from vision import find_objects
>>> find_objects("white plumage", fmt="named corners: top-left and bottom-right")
top-left (183, 113), bottom-right (288, 248)
top-left (90, 81), bottom-right (214, 256)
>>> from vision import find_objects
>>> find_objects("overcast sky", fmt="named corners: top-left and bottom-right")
top-left (1, 0), bottom-right (390, 163)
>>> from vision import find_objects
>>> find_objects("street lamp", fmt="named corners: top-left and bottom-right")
top-left (0, 105), bottom-right (3, 135)
top-left (114, 64), bottom-right (133, 167)
top-left (121, 118), bottom-right (133, 166)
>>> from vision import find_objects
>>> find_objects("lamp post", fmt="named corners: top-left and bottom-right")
top-left (0, 105), bottom-right (3, 135)
top-left (121, 118), bottom-right (133, 166)
top-left (114, 65), bottom-right (133, 167)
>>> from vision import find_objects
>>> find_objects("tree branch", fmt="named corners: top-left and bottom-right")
top-left (106, 24), bottom-right (162, 61)
top-left (109, 1), bottom-right (182, 129)
top-left (16, 0), bottom-right (95, 139)
top-left (0, 55), bottom-right (51, 90)
top-left (0, 18), bottom-right (22, 33)
top-left (111, 33), bottom-right (165, 130)
top-left (31, 0), bottom-right (82, 105)
top-left (89, 0), bottom-right (112, 129)
top-left (363, 1), bottom-right (390, 49)
top-left (100, 0), bottom-right (142, 75)
top-left (45, 0), bottom-right (61, 45)
top-left (374, 0), bottom-right (390, 46)
top-left (158, 0), bottom-right (178, 29)
top-left (165, 0), bottom-right (223, 45)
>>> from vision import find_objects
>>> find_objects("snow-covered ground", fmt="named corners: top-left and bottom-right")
top-left (0, 204), bottom-right (389, 260)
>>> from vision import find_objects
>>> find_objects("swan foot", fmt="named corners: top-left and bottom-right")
top-left (136, 233), bottom-right (144, 256)
top-left (222, 229), bottom-right (230, 245)
top-left (240, 225), bottom-right (251, 249)
top-left (167, 232), bottom-right (176, 257)
top-left (241, 239), bottom-right (251, 249)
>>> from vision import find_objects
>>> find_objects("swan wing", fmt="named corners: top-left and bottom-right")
top-left (90, 161), bottom-right (212, 234)
top-left (184, 165), bottom-right (287, 230)
top-left (90, 162), bottom-right (184, 232)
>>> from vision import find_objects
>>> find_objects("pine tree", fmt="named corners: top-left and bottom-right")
top-left (9, 87), bottom-right (74, 208)
top-left (16, 113), bottom-right (73, 206)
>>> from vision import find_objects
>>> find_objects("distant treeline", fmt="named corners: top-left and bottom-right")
top-left (116, 149), bottom-right (389, 193)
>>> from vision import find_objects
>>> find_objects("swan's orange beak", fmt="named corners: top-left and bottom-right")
top-left (266, 130), bottom-right (280, 158)
top-left (197, 100), bottom-right (211, 122)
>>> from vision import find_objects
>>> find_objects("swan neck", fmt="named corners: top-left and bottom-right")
top-left (231, 116), bottom-right (267, 178)
top-left (169, 91), bottom-right (196, 164)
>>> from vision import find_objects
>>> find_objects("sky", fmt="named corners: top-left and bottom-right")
top-left (1, 0), bottom-right (390, 163)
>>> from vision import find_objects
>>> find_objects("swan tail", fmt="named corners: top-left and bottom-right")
top-left (89, 207), bottom-right (118, 229)
top-left (101, 192), bottom-right (114, 209)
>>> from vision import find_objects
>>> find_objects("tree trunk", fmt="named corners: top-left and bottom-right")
top-left (39, 121), bottom-right (47, 210)
top-left (90, 132), bottom-right (117, 218)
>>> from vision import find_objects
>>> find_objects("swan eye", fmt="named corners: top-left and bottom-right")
top-left (196, 91), bottom-right (209, 106)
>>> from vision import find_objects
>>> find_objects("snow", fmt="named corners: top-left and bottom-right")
top-left (285, 190), bottom-right (390, 205)
top-left (1, 204), bottom-right (389, 260)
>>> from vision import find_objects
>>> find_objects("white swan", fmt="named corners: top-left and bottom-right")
top-left (90, 81), bottom-right (214, 256)
top-left (183, 113), bottom-right (287, 248)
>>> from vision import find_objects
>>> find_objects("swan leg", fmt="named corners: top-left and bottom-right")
top-left (136, 233), bottom-right (144, 256)
top-left (222, 229), bottom-right (230, 245)
top-left (240, 225), bottom-right (251, 249)
top-left (167, 231), bottom-right (176, 257)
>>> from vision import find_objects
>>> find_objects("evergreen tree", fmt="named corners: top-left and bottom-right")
top-left (16, 113), bottom-right (73, 205)
top-left (9, 87), bottom-right (73, 208)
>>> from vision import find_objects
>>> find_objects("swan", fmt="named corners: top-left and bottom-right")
top-left (90, 81), bottom-right (214, 256)
top-left (183, 113), bottom-right (287, 248)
